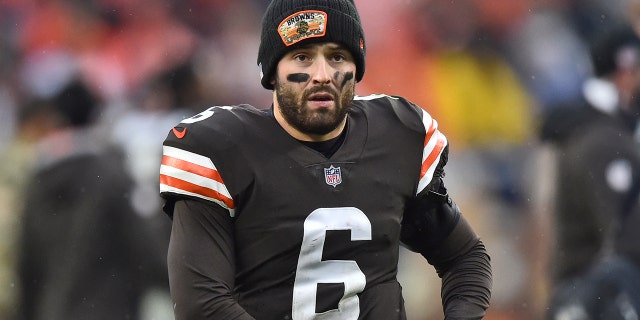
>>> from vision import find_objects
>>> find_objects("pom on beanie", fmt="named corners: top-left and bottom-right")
top-left (257, 0), bottom-right (366, 90)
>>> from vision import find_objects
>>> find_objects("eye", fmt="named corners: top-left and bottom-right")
top-left (293, 53), bottom-right (311, 62)
top-left (331, 53), bottom-right (346, 62)
top-left (328, 47), bottom-right (354, 63)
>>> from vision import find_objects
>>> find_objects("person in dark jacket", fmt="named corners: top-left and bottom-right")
top-left (17, 79), bottom-right (166, 320)
top-left (542, 24), bottom-right (640, 320)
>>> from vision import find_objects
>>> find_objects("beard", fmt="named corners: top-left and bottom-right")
top-left (275, 78), bottom-right (355, 136)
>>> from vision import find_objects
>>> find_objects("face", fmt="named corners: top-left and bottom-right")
top-left (272, 42), bottom-right (357, 141)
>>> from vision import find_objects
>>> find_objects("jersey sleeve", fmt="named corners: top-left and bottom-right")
top-left (159, 107), bottom-right (242, 218)
top-left (366, 94), bottom-right (448, 194)
top-left (160, 144), bottom-right (235, 216)
top-left (414, 104), bottom-right (448, 195)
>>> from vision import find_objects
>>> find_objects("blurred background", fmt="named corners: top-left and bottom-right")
top-left (0, 0), bottom-right (638, 319)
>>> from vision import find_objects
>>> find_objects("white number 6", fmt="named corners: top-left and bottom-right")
top-left (292, 207), bottom-right (371, 320)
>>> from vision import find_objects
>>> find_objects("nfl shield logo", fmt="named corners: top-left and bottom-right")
top-left (324, 165), bottom-right (342, 187)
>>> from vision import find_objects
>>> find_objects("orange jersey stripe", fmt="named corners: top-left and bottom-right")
top-left (161, 155), bottom-right (224, 184)
top-left (420, 136), bottom-right (446, 179)
top-left (419, 118), bottom-right (444, 180)
top-left (160, 174), bottom-right (235, 209)
top-left (159, 145), bottom-right (235, 213)
top-left (423, 118), bottom-right (437, 148)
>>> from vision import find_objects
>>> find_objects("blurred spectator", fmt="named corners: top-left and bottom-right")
top-left (110, 61), bottom-right (200, 218)
top-left (567, 0), bottom-right (628, 40)
top-left (107, 62), bottom-right (202, 319)
top-left (501, 1), bottom-right (593, 113)
top-left (186, 0), bottom-right (271, 108)
top-left (0, 99), bottom-right (58, 320)
top-left (539, 23), bottom-right (640, 319)
top-left (17, 78), bottom-right (165, 320)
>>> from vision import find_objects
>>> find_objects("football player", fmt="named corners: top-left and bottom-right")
top-left (159, 0), bottom-right (492, 319)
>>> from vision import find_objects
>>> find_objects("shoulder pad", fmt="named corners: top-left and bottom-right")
top-left (159, 105), bottom-right (264, 216)
top-left (354, 94), bottom-right (433, 134)
top-left (353, 94), bottom-right (448, 194)
top-left (165, 106), bottom-right (245, 150)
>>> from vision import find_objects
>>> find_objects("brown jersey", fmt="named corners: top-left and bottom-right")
top-left (160, 94), bottom-right (448, 319)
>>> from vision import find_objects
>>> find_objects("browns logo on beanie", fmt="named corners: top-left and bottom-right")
top-left (257, 0), bottom-right (366, 90)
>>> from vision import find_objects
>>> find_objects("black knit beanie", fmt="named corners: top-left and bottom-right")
top-left (257, 0), bottom-right (366, 90)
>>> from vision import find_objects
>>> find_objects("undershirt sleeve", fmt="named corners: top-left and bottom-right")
top-left (436, 218), bottom-right (492, 320)
top-left (167, 199), bottom-right (255, 320)
top-left (401, 189), bottom-right (492, 319)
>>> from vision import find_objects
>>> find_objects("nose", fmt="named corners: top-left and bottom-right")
top-left (311, 57), bottom-right (332, 85)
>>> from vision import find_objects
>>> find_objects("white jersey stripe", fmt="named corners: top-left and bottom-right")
top-left (417, 109), bottom-right (448, 194)
top-left (163, 145), bottom-right (215, 168)
top-left (159, 184), bottom-right (236, 217)
top-left (159, 164), bottom-right (232, 200)
top-left (159, 145), bottom-right (235, 215)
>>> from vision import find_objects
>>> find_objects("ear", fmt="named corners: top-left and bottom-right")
top-left (270, 76), bottom-right (277, 87)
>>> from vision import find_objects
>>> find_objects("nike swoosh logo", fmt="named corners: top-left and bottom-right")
top-left (172, 127), bottom-right (186, 139)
